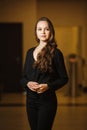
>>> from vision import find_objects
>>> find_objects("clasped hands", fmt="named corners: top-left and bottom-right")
top-left (27, 81), bottom-right (49, 93)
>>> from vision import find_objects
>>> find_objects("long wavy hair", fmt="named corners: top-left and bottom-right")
top-left (33, 17), bottom-right (57, 72)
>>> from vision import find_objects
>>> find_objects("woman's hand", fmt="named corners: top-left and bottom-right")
top-left (27, 81), bottom-right (39, 92)
top-left (27, 81), bottom-right (49, 93)
top-left (37, 84), bottom-right (49, 93)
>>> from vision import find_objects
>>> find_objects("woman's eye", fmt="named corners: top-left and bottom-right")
top-left (37, 28), bottom-right (50, 31)
top-left (37, 28), bottom-right (42, 31)
top-left (46, 28), bottom-right (50, 31)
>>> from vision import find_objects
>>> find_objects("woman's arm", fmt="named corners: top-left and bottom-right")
top-left (47, 48), bottom-right (68, 91)
top-left (20, 49), bottom-right (32, 88)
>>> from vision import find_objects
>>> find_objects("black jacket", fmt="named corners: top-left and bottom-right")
top-left (20, 47), bottom-right (68, 91)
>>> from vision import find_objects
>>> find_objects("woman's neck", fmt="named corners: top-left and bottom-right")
top-left (38, 41), bottom-right (47, 49)
top-left (33, 41), bottom-right (47, 61)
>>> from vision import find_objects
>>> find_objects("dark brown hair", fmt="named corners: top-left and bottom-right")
top-left (33, 17), bottom-right (57, 72)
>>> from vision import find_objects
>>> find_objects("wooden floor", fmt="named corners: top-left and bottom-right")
top-left (0, 89), bottom-right (87, 130)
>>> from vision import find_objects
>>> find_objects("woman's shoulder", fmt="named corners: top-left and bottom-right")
top-left (53, 48), bottom-right (65, 64)
top-left (27, 47), bottom-right (35, 54)
top-left (54, 48), bottom-right (63, 57)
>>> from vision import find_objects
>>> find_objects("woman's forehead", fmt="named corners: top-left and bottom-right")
top-left (37, 21), bottom-right (49, 27)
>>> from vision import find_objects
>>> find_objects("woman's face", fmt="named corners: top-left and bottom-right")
top-left (36, 21), bottom-right (51, 42)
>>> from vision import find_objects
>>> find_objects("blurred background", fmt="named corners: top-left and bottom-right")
top-left (0, 0), bottom-right (87, 130)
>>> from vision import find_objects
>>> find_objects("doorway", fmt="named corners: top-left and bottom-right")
top-left (55, 26), bottom-right (82, 57)
top-left (55, 26), bottom-right (83, 95)
top-left (0, 23), bottom-right (23, 92)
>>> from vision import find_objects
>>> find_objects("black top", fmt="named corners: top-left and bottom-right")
top-left (20, 47), bottom-right (68, 91)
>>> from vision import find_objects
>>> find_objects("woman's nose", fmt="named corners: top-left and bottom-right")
top-left (42, 29), bottom-right (45, 33)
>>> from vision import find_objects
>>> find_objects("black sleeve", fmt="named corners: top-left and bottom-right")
top-left (47, 48), bottom-right (69, 91)
top-left (20, 50), bottom-right (31, 88)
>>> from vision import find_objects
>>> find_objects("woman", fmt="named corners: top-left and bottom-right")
top-left (21, 17), bottom-right (68, 130)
